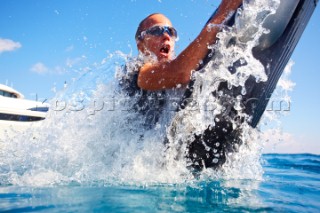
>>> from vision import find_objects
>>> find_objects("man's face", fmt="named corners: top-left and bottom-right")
top-left (137, 14), bottom-right (176, 61)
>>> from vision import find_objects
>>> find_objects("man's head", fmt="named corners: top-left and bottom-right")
top-left (135, 13), bottom-right (177, 61)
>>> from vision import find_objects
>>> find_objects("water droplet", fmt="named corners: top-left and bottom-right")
top-left (241, 87), bottom-right (247, 95)
top-left (212, 158), bottom-right (219, 164)
top-left (239, 58), bottom-right (246, 65)
top-left (234, 95), bottom-right (243, 111)
top-left (256, 77), bottom-right (261, 83)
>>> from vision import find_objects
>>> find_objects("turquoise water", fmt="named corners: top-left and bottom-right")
top-left (0, 154), bottom-right (319, 212)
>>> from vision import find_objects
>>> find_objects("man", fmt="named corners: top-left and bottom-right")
top-left (119, 0), bottom-right (242, 129)
top-left (135, 0), bottom-right (243, 91)
top-left (123, 0), bottom-right (244, 170)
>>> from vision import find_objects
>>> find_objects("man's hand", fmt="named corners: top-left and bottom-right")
top-left (213, 0), bottom-right (243, 24)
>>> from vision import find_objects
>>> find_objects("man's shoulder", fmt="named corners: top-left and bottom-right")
top-left (117, 57), bottom-right (144, 96)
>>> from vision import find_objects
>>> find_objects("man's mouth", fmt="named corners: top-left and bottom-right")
top-left (160, 45), bottom-right (170, 55)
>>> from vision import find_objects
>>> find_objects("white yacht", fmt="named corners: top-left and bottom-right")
top-left (0, 84), bottom-right (49, 139)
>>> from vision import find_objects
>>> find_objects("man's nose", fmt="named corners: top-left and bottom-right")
top-left (162, 32), bottom-right (171, 41)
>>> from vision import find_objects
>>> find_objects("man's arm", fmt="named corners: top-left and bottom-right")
top-left (138, 0), bottom-right (242, 91)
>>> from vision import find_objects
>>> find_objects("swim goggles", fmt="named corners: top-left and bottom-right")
top-left (139, 25), bottom-right (178, 40)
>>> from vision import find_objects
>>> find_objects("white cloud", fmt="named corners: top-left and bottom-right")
top-left (66, 55), bottom-right (86, 68)
top-left (0, 38), bottom-right (22, 53)
top-left (30, 62), bottom-right (49, 74)
top-left (277, 60), bottom-right (296, 91)
top-left (30, 62), bottom-right (67, 75)
top-left (52, 66), bottom-right (66, 74)
top-left (262, 129), bottom-right (320, 154)
top-left (65, 45), bottom-right (74, 52)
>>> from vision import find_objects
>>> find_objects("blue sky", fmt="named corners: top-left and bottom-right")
top-left (1, 0), bottom-right (319, 153)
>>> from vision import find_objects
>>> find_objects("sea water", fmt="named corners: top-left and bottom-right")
top-left (0, 154), bottom-right (319, 212)
top-left (1, 0), bottom-right (319, 212)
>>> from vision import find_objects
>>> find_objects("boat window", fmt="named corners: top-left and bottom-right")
top-left (28, 107), bottom-right (49, 112)
top-left (0, 90), bottom-right (18, 98)
top-left (0, 113), bottom-right (44, 122)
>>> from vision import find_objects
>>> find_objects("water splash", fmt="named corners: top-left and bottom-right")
top-left (166, 0), bottom-right (280, 178)
top-left (0, 51), bottom-right (188, 186)
top-left (0, 0), bottom-right (289, 187)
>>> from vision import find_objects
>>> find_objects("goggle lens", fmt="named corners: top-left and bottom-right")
top-left (140, 26), bottom-right (177, 40)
